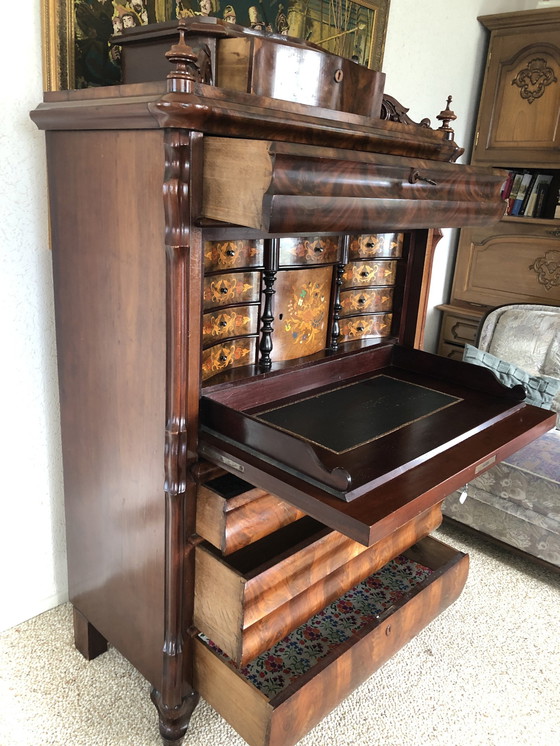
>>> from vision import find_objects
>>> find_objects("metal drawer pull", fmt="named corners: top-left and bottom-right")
top-left (408, 168), bottom-right (437, 186)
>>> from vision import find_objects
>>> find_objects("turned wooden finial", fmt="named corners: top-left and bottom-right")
top-left (165, 25), bottom-right (200, 93)
top-left (436, 95), bottom-right (458, 140)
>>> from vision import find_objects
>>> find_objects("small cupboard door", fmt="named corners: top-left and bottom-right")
top-left (473, 13), bottom-right (560, 165)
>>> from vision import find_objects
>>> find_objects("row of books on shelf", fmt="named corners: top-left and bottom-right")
top-left (501, 169), bottom-right (560, 219)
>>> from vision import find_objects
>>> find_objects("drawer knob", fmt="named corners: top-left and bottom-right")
top-left (360, 270), bottom-right (369, 278)
top-left (219, 287), bottom-right (229, 294)
top-left (365, 242), bottom-right (375, 248)
top-left (219, 353), bottom-right (228, 362)
top-left (357, 297), bottom-right (366, 305)
top-left (334, 69), bottom-right (344, 83)
top-left (314, 246), bottom-right (325, 253)
top-left (408, 168), bottom-right (437, 186)
top-left (356, 326), bottom-right (364, 332)
top-left (226, 249), bottom-right (236, 256)
top-left (219, 320), bottom-right (228, 327)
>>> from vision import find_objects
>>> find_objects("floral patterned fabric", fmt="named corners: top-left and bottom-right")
top-left (200, 555), bottom-right (432, 699)
top-left (443, 304), bottom-right (560, 568)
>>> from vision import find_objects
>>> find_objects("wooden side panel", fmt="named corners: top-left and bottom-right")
top-left (196, 483), bottom-right (305, 555)
top-left (194, 639), bottom-right (272, 746)
top-left (48, 129), bottom-right (167, 687)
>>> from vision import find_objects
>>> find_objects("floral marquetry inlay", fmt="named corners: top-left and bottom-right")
top-left (203, 240), bottom-right (263, 271)
top-left (341, 261), bottom-right (396, 289)
top-left (512, 58), bottom-right (558, 104)
top-left (349, 233), bottom-right (403, 259)
top-left (201, 340), bottom-right (255, 381)
top-left (529, 250), bottom-right (560, 290)
top-left (203, 272), bottom-right (260, 309)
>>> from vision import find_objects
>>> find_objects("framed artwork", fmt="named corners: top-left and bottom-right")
top-left (41, 0), bottom-right (390, 90)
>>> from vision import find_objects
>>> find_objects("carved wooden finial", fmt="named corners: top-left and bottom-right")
top-left (165, 26), bottom-right (200, 93)
top-left (436, 95), bottom-right (458, 140)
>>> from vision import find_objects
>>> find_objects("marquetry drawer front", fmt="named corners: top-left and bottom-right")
top-left (196, 471), bottom-right (305, 555)
top-left (278, 236), bottom-right (341, 266)
top-left (194, 536), bottom-right (468, 746)
top-left (441, 313), bottom-right (480, 347)
top-left (201, 338), bottom-right (257, 381)
top-left (349, 233), bottom-right (404, 260)
top-left (341, 260), bottom-right (397, 289)
top-left (339, 287), bottom-right (394, 316)
top-left (203, 271), bottom-right (261, 310)
top-left (193, 505), bottom-right (442, 666)
top-left (338, 314), bottom-right (393, 342)
top-left (204, 239), bottom-right (264, 272)
top-left (202, 306), bottom-right (259, 347)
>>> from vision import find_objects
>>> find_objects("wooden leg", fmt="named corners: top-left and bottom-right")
top-left (151, 688), bottom-right (200, 746)
top-left (72, 606), bottom-right (108, 660)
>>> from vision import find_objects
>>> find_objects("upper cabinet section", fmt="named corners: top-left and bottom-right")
top-left (473, 9), bottom-right (560, 166)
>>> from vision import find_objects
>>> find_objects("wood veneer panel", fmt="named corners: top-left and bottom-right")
top-left (196, 477), bottom-right (305, 554)
top-left (194, 506), bottom-right (442, 665)
top-left (48, 128), bottom-right (167, 687)
top-left (193, 537), bottom-right (469, 746)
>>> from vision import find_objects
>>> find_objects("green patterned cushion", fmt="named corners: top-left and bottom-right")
top-left (463, 343), bottom-right (560, 408)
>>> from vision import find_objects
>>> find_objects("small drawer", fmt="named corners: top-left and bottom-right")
top-left (194, 535), bottom-right (468, 746)
top-left (196, 471), bottom-right (305, 555)
top-left (338, 313), bottom-right (393, 342)
top-left (204, 239), bottom-right (264, 272)
top-left (201, 338), bottom-right (257, 381)
top-left (278, 236), bottom-right (341, 266)
top-left (202, 306), bottom-right (260, 347)
top-left (339, 287), bottom-right (394, 316)
top-left (441, 313), bottom-right (480, 346)
top-left (349, 233), bottom-right (404, 260)
top-left (203, 271), bottom-right (261, 310)
top-left (193, 505), bottom-right (442, 666)
top-left (438, 341), bottom-right (466, 361)
top-left (341, 260), bottom-right (397, 289)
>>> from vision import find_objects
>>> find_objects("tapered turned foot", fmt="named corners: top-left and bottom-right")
top-left (151, 688), bottom-right (200, 745)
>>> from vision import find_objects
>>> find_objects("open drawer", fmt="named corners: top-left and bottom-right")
top-left (196, 471), bottom-right (305, 555)
top-left (193, 535), bottom-right (469, 746)
top-left (199, 344), bottom-right (556, 546)
top-left (194, 505), bottom-right (441, 665)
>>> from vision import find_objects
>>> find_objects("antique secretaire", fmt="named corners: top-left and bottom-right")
top-left (32, 19), bottom-right (555, 746)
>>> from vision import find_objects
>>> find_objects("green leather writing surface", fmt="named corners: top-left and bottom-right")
top-left (256, 375), bottom-right (460, 454)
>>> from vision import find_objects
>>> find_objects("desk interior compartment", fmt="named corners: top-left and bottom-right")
top-left (200, 343), bottom-right (556, 546)
top-left (193, 535), bottom-right (469, 746)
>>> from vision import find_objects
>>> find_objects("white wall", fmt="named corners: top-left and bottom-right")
top-left (0, 0), bottom-right (536, 632)
top-left (383, 0), bottom-right (534, 350)
top-left (0, 1), bottom-right (67, 631)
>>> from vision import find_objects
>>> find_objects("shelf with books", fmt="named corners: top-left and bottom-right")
top-left (500, 169), bottom-right (560, 220)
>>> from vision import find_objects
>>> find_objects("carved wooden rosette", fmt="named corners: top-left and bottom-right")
top-left (158, 128), bottom-right (203, 742)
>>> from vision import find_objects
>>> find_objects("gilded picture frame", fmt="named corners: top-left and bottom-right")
top-left (41, 1), bottom-right (390, 91)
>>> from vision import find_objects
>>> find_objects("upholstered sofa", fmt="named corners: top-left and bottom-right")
top-left (442, 304), bottom-right (560, 571)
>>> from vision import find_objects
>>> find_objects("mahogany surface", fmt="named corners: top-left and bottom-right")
top-left (32, 27), bottom-right (553, 746)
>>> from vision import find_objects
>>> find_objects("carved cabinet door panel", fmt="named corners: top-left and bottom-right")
top-left (452, 222), bottom-right (560, 307)
top-left (473, 17), bottom-right (560, 165)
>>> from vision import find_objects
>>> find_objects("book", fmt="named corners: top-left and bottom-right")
top-left (510, 171), bottom-right (533, 216)
top-left (541, 174), bottom-right (560, 219)
top-left (525, 174), bottom-right (553, 217)
top-left (506, 171), bottom-right (524, 215)
top-left (519, 173), bottom-right (538, 215)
